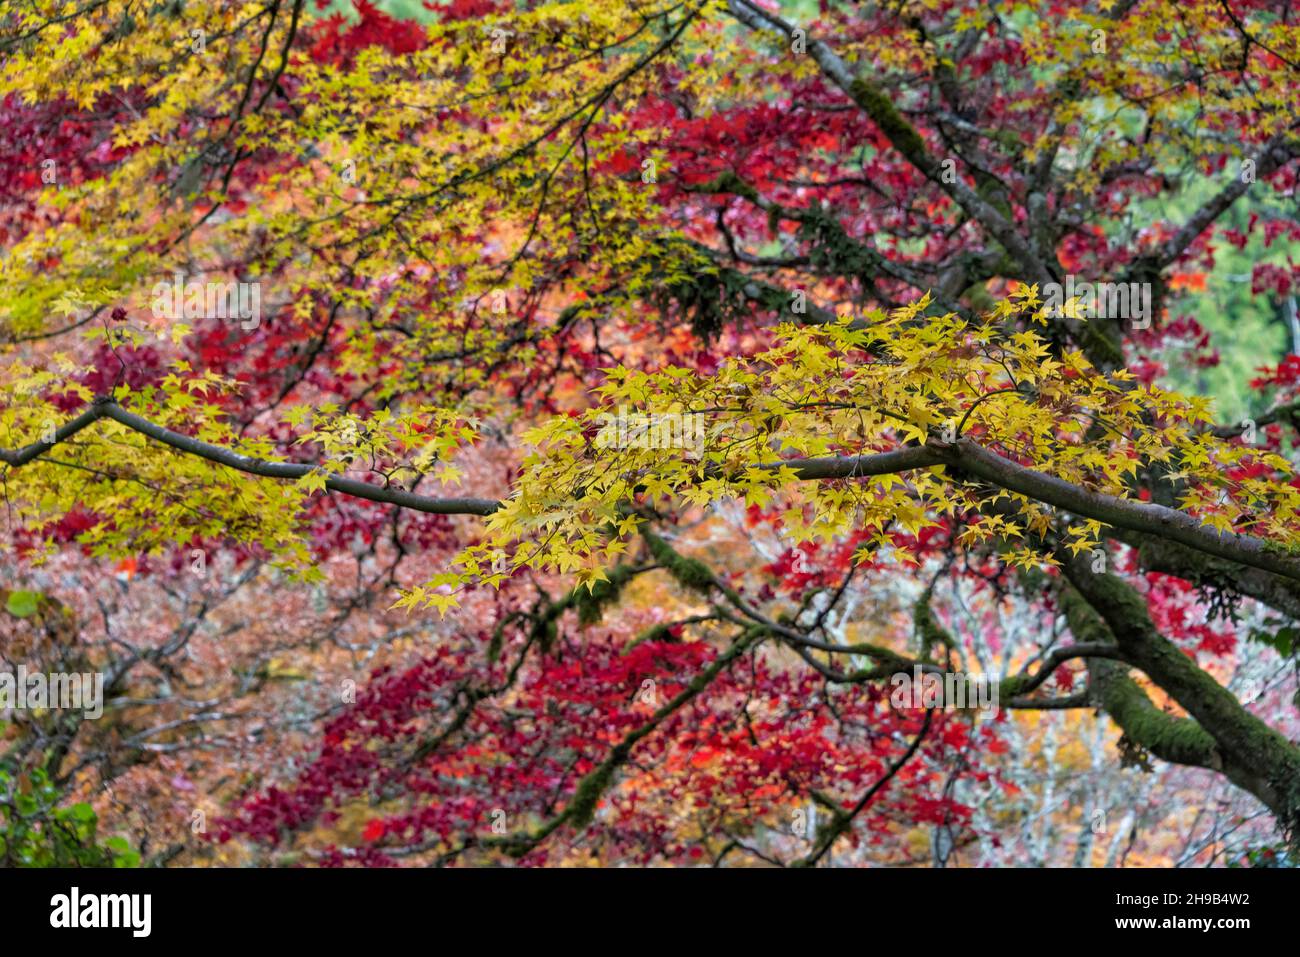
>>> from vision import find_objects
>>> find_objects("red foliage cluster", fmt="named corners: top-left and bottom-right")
top-left (215, 603), bottom-right (988, 865)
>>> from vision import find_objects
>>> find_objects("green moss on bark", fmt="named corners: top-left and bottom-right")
top-left (847, 76), bottom-right (930, 168)
top-left (573, 563), bottom-right (637, 627)
top-left (565, 761), bottom-right (618, 830)
top-left (642, 528), bottom-right (716, 594)
top-left (912, 589), bottom-right (954, 661)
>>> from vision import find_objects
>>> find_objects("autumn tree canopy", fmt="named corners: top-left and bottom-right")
top-left (3, 0), bottom-right (1300, 867)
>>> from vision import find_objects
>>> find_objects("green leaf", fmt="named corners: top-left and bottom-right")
top-left (5, 590), bottom-right (40, 618)
top-left (1249, 626), bottom-right (1298, 655)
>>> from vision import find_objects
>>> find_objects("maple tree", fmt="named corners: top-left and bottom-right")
top-left (3, 0), bottom-right (1300, 866)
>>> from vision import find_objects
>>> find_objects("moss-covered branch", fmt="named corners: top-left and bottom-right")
top-left (1060, 559), bottom-right (1300, 838)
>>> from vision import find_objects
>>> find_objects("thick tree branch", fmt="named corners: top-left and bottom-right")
top-left (10, 403), bottom-right (1300, 589)
top-left (1114, 529), bottom-right (1300, 621)
top-left (1059, 555), bottom-right (1300, 833)
top-left (927, 436), bottom-right (1300, 586)
top-left (0, 399), bottom-right (501, 516)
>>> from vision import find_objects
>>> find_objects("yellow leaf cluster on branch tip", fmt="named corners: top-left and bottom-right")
top-left (406, 294), bottom-right (1300, 613)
